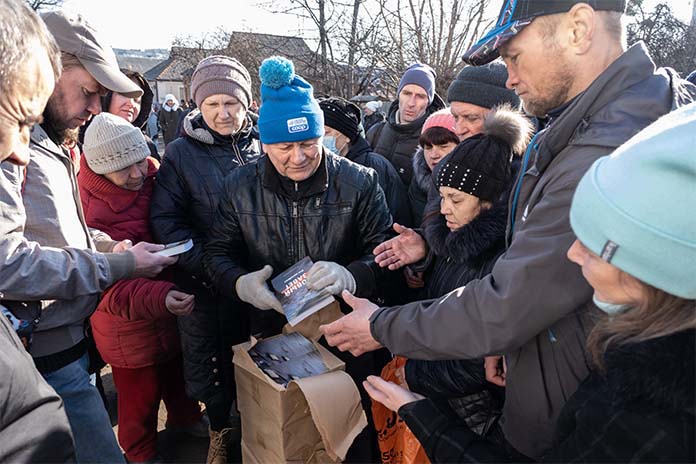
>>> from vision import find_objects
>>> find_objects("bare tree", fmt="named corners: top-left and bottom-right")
top-left (27, 0), bottom-right (62, 11)
top-left (627, 1), bottom-right (696, 74)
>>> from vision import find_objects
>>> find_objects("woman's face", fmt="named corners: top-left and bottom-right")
top-left (200, 93), bottom-right (247, 136)
top-left (567, 240), bottom-right (645, 305)
top-left (423, 142), bottom-right (457, 170)
top-left (439, 186), bottom-right (487, 231)
top-left (109, 92), bottom-right (141, 123)
top-left (103, 158), bottom-right (148, 191)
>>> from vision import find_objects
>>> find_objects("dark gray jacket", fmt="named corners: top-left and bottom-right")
top-left (369, 43), bottom-right (696, 458)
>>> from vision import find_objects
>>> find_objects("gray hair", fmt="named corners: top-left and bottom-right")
top-left (0, 0), bottom-right (61, 96)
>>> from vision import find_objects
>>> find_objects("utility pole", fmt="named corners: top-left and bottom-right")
top-left (692, 0), bottom-right (696, 26)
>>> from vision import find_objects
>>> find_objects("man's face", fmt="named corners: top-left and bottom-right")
top-left (263, 137), bottom-right (323, 182)
top-left (500, 18), bottom-right (575, 117)
top-left (398, 84), bottom-right (429, 123)
top-left (450, 101), bottom-right (488, 141)
top-left (0, 44), bottom-right (56, 165)
top-left (44, 65), bottom-right (105, 137)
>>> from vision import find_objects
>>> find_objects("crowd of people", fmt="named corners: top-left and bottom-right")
top-left (0, 0), bottom-right (694, 463)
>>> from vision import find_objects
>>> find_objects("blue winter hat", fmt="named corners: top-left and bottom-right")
top-left (258, 56), bottom-right (324, 144)
top-left (570, 103), bottom-right (696, 299)
top-left (397, 63), bottom-right (436, 104)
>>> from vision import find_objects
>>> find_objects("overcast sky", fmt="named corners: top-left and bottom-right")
top-left (61, 0), bottom-right (694, 50)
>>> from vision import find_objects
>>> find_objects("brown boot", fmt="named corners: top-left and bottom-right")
top-left (206, 428), bottom-right (232, 464)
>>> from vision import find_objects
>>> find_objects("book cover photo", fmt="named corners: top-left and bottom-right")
top-left (271, 257), bottom-right (336, 326)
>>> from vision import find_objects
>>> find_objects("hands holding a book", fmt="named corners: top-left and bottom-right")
top-left (306, 261), bottom-right (356, 295)
top-left (236, 265), bottom-right (284, 314)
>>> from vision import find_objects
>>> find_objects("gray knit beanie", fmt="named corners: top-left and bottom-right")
top-left (83, 112), bottom-right (150, 174)
top-left (191, 55), bottom-right (252, 109)
top-left (447, 62), bottom-right (520, 109)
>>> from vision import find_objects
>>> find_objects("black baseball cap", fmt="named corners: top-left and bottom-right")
top-left (462, 0), bottom-right (626, 66)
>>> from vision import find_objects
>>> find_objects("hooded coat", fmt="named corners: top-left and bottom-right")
top-left (366, 95), bottom-right (445, 185)
top-left (150, 109), bottom-right (261, 405)
top-left (78, 157), bottom-right (179, 369)
top-left (158, 94), bottom-right (183, 145)
top-left (408, 146), bottom-right (432, 227)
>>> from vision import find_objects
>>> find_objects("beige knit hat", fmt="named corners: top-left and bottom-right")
top-left (191, 55), bottom-right (252, 109)
top-left (83, 113), bottom-right (150, 174)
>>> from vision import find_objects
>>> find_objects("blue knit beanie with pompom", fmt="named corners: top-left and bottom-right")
top-left (258, 56), bottom-right (324, 144)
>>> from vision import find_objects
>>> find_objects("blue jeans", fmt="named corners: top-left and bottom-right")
top-left (43, 353), bottom-right (125, 463)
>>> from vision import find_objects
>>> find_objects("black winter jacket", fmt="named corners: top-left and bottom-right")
top-left (400, 329), bottom-right (696, 463)
top-left (404, 197), bottom-right (508, 436)
top-left (408, 147), bottom-right (432, 227)
top-left (366, 95), bottom-right (445, 186)
top-left (203, 151), bottom-right (393, 333)
top-left (150, 110), bottom-right (261, 404)
top-left (347, 137), bottom-right (412, 227)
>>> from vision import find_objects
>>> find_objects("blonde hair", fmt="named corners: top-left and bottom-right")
top-left (588, 280), bottom-right (696, 370)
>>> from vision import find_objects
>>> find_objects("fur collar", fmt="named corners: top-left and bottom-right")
top-left (423, 197), bottom-right (508, 263)
top-left (182, 109), bottom-right (255, 146)
top-left (605, 329), bottom-right (695, 414)
top-left (411, 146), bottom-right (432, 192)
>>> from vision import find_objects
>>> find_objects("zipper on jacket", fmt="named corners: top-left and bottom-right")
top-left (291, 201), bottom-right (299, 262)
top-left (232, 142), bottom-right (245, 166)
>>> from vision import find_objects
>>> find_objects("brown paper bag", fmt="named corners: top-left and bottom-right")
top-left (233, 335), bottom-right (367, 463)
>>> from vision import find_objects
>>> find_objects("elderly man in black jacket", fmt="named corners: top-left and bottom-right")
top-left (204, 56), bottom-right (392, 462)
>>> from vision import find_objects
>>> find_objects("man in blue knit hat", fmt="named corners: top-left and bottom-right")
top-left (203, 56), bottom-right (394, 461)
top-left (367, 63), bottom-right (445, 185)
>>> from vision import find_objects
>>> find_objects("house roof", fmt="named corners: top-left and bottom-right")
top-left (116, 56), bottom-right (165, 75)
top-left (143, 56), bottom-right (195, 81)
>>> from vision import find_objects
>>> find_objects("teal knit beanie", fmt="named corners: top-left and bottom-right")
top-left (257, 56), bottom-right (324, 144)
top-left (570, 103), bottom-right (696, 299)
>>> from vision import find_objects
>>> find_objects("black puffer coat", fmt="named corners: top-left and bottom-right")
top-left (404, 197), bottom-right (508, 436)
top-left (347, 137), bottom-right (412, 227)
top-left (150, 109), bottom-right (261, 406)
top-left (366, 95), bottom-right (445, 185)
top-left (400, 329), bottom-right (696, 463)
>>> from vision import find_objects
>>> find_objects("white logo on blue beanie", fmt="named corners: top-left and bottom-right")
top-left (287, 117), bottom-right (309, 133)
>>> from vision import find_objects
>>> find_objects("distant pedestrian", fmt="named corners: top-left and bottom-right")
top-left (158, 93), bottom-right (183, 146)
top-left (362, 100), bottom-right (384, 132)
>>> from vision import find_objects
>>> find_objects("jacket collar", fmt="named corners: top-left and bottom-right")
top-left (424, 197), bottom-right (508, 263)
top-left (30, 124), bottom-right (69, 160)
top-left (604, 329), bottom-right (695, 414)
top-left (261, 149), bottom-right (329, 200)
top-left (537, 42), bottom-right (686, 174)
top-left (346, 137), bottom-right (372, 162)
top-left (78, 156), bottom-right (158, 213)
top-left (182, 109), bottom-right (257, 146)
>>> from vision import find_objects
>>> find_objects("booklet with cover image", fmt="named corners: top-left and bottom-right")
top-left (271, 257), bottom-right (336, 326)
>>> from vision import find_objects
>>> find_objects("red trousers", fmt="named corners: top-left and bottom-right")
top-left (111, 355), bottom-right (202, 461)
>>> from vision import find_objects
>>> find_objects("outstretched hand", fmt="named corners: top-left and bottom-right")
top-left (373, 223), bottom-right (427, 270)
top-left (320, 290), bottom-right (383, 356)
top-left (363, 375), bottom-right (424, 412)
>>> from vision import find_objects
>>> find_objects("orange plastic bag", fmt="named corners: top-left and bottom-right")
top-left (371, 356), bottom-right (431, 464)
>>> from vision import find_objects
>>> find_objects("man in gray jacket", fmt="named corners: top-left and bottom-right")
top-left (322, 1), bottom-right (696, 459)
top-left (0, 10), bottom-right (176, 463)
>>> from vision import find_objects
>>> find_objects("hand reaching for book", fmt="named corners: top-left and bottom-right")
top-left (306, 261), bottom-right (356, 295)
top-left (236, 265), bottom-right (284, 314)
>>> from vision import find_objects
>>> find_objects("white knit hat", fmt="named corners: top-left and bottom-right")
top-left (84, 112), bottom-right (150, 174)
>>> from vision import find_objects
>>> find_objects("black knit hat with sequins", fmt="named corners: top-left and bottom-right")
top-left (433, 104), bottom-right (533, 202)
top-left (434, 135), bottom-right (511, 202)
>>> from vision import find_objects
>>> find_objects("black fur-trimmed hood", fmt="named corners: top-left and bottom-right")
top-left (411, 146), bottom-right (432, 192)
top-left (423, 196), bottom-right (508, 264)
top-left (605, 329), bottom-right (695, 414)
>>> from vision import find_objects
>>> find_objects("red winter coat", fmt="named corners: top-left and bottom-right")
top-left (78, 156), bottom-right (180, 368)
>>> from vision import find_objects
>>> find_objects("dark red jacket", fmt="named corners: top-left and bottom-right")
top-left (79, 156), bottom-right (180, 368)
